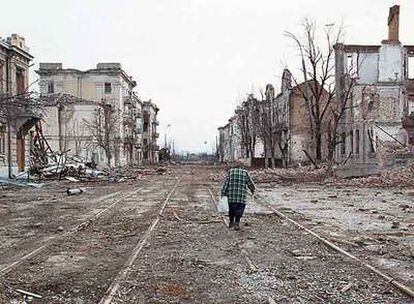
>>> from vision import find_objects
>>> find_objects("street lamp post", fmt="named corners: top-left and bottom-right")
top-left (164, 124), bottom-right (171, 149)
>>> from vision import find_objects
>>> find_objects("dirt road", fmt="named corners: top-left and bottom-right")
top-left (0, 166), bottom-right (412, 303)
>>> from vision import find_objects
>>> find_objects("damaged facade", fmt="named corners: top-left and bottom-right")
top-left (142, 100), bottom-right (160, 164)
top-left (36, 63), bottom-right (160, 167)
top-left (0, 34), bottom-right (37, 177)
top-left (335, 5), bottom-right (414, 176)
top-left (218, 69), bottom-right (329, 167)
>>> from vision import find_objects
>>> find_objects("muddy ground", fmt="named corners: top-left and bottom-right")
top-left (0, 165), bottom-right (412, 303)
top-left (261, 184), bottom-right (414, 289)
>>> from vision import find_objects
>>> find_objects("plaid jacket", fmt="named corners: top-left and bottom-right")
top-left (221, 167), bottom-right (256, 204)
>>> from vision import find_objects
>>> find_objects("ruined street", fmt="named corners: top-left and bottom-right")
top-left (0, 165), bottom-right (412, 303)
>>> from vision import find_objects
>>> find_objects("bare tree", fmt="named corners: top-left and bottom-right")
top-left (84, 100), bottom-right (121, 168)
top-left (285, 19), bottom-right (340, 162)
top-left (235, 93), bottom-right (258, 159)
top-left (254, 85), bottom-right (290, 169)
top-left (286, 20), bottom-right (358, 173)
top-left (326, 55), bottom-right (358, 172)
top-left (66, 120), bottom-right (93, 157)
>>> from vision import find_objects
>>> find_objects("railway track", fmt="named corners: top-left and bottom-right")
top-left (98, 179), bottom-right (180, 304)
top-left (207, 183), bottom-right (414, 300)
top-left (0, 186), bottom-right (145, 277)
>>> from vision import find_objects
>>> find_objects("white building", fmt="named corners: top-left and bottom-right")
top-left (36, 63), bottom-right (159, 167)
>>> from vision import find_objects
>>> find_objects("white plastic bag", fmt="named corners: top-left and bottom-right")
top-left (217, 196), bottom-right (229, 213)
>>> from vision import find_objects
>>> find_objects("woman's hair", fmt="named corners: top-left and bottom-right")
top-left (228, 161), bottom-right (246, 169)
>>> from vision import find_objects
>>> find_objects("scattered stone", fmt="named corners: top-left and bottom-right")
top-left (57, 226), bottom-right (64, 232)
top-left (340, 283), bottom-right (353, 293)
top-left (391, 222), bottom-right (400, 229)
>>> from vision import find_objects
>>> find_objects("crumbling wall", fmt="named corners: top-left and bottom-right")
top-left (378, 44), bottom-right (405, 82)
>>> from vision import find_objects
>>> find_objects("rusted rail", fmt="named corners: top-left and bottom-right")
top-left (255, 192), bottom-right (414, 299)
top-left (0, 188), bottom-right (143, 276)
top-left (98, 179), bottom-right (181, 304)
top-left (207, 182), bottom-right (414, 299)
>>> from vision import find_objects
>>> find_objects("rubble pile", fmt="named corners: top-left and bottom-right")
top-left (250, 166), bottom-right (327, 184)
top-left (209, 166), bottom-right (327, 184)
top-left (27, 152), bottom-right (109, 181)
top-left (331, 162), bottom-right (414, 188)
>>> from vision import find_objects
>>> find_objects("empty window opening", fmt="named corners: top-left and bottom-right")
top-left (16, 68), bottom-right (25, 94)
top-left (347, 53), bottom-right (358, 76)
top-left (0, 124), bottom-right (5, 155)
top-left (349, 131), bottom-right (354, 154)
top-left (355, 130), bottom-right (360, 154)
top-left (104, 82), bottom-right (112, 94)
top-left (341, 132), bottom-right (346, 155)
top-left (47, 82), bottom-right (54, 93)
top-left (408, 57), bottom-right (414, 79)
top-left (367, 128), bottom-right (376, 153)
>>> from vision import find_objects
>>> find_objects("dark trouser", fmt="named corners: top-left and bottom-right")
top-left (228, 203), bottom-right (246, 223)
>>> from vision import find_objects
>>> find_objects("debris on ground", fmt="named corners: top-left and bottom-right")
top-left (0, 178), bottom-right (44, 188)
top-left (211, 161), bottom-right (414, 188)
top-left (209, 166), bottom-right (327, 184)
top-left (329, 162), bottom-right (414, 188)
top-left (66, 188), bottom-right (84, 196)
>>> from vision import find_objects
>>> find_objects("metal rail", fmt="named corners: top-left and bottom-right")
top-left (255, 192), bottom-right (414, 299)
top-left (208, 182), bottom-right (414, 300)
top-left (0, 188), bottom-right (143, 276)
top-left (98, 179), bottom-right (181, 304)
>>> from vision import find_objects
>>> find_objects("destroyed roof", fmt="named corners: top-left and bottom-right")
top-left (0, 35), bottom-right (33, 60)
top-left (36, 63), bottom-right (137, 87)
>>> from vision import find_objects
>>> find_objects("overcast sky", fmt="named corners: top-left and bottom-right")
top-left (2, 0), bottom-right (413, 153)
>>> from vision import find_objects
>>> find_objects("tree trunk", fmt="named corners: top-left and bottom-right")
top-left (270, 157), bottom-right (275, 169)
top-left (263, 142), bottom-right (268, 169)
top-left (315, 123), bottom-right (322, 161)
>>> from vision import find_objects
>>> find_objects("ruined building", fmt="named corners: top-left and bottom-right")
top-left (218, 69), bottom-right (329, 167)
top-left (0, 34), bottom-right (37, 177)
top-left (218, 115), bottom-right (244, 163)
top-left (142, 100), bottom-right (159, 164)
top-left (36, 63), bottom-right (159, 167)
top-left (335, 5), bottom-right (414, 176)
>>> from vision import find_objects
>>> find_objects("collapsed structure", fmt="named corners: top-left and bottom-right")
top-left (219, 5), bottom-right (414, 174)
top-left (36, 63), bottom-right (159, 168)
top-left (335, 5), bottom-right (414, 176)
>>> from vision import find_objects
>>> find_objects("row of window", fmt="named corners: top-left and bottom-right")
top-left (46, 82), bottom-right (113, 94)
top-left (341, 130), bottom-right (360, 155)
top-left (346, 54), bottom-right (414, 80)
top-left (340, 129), bottom-right (376, 155)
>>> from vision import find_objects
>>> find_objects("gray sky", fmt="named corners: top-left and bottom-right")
top-left (2, 0), bottom-right (413, 152)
